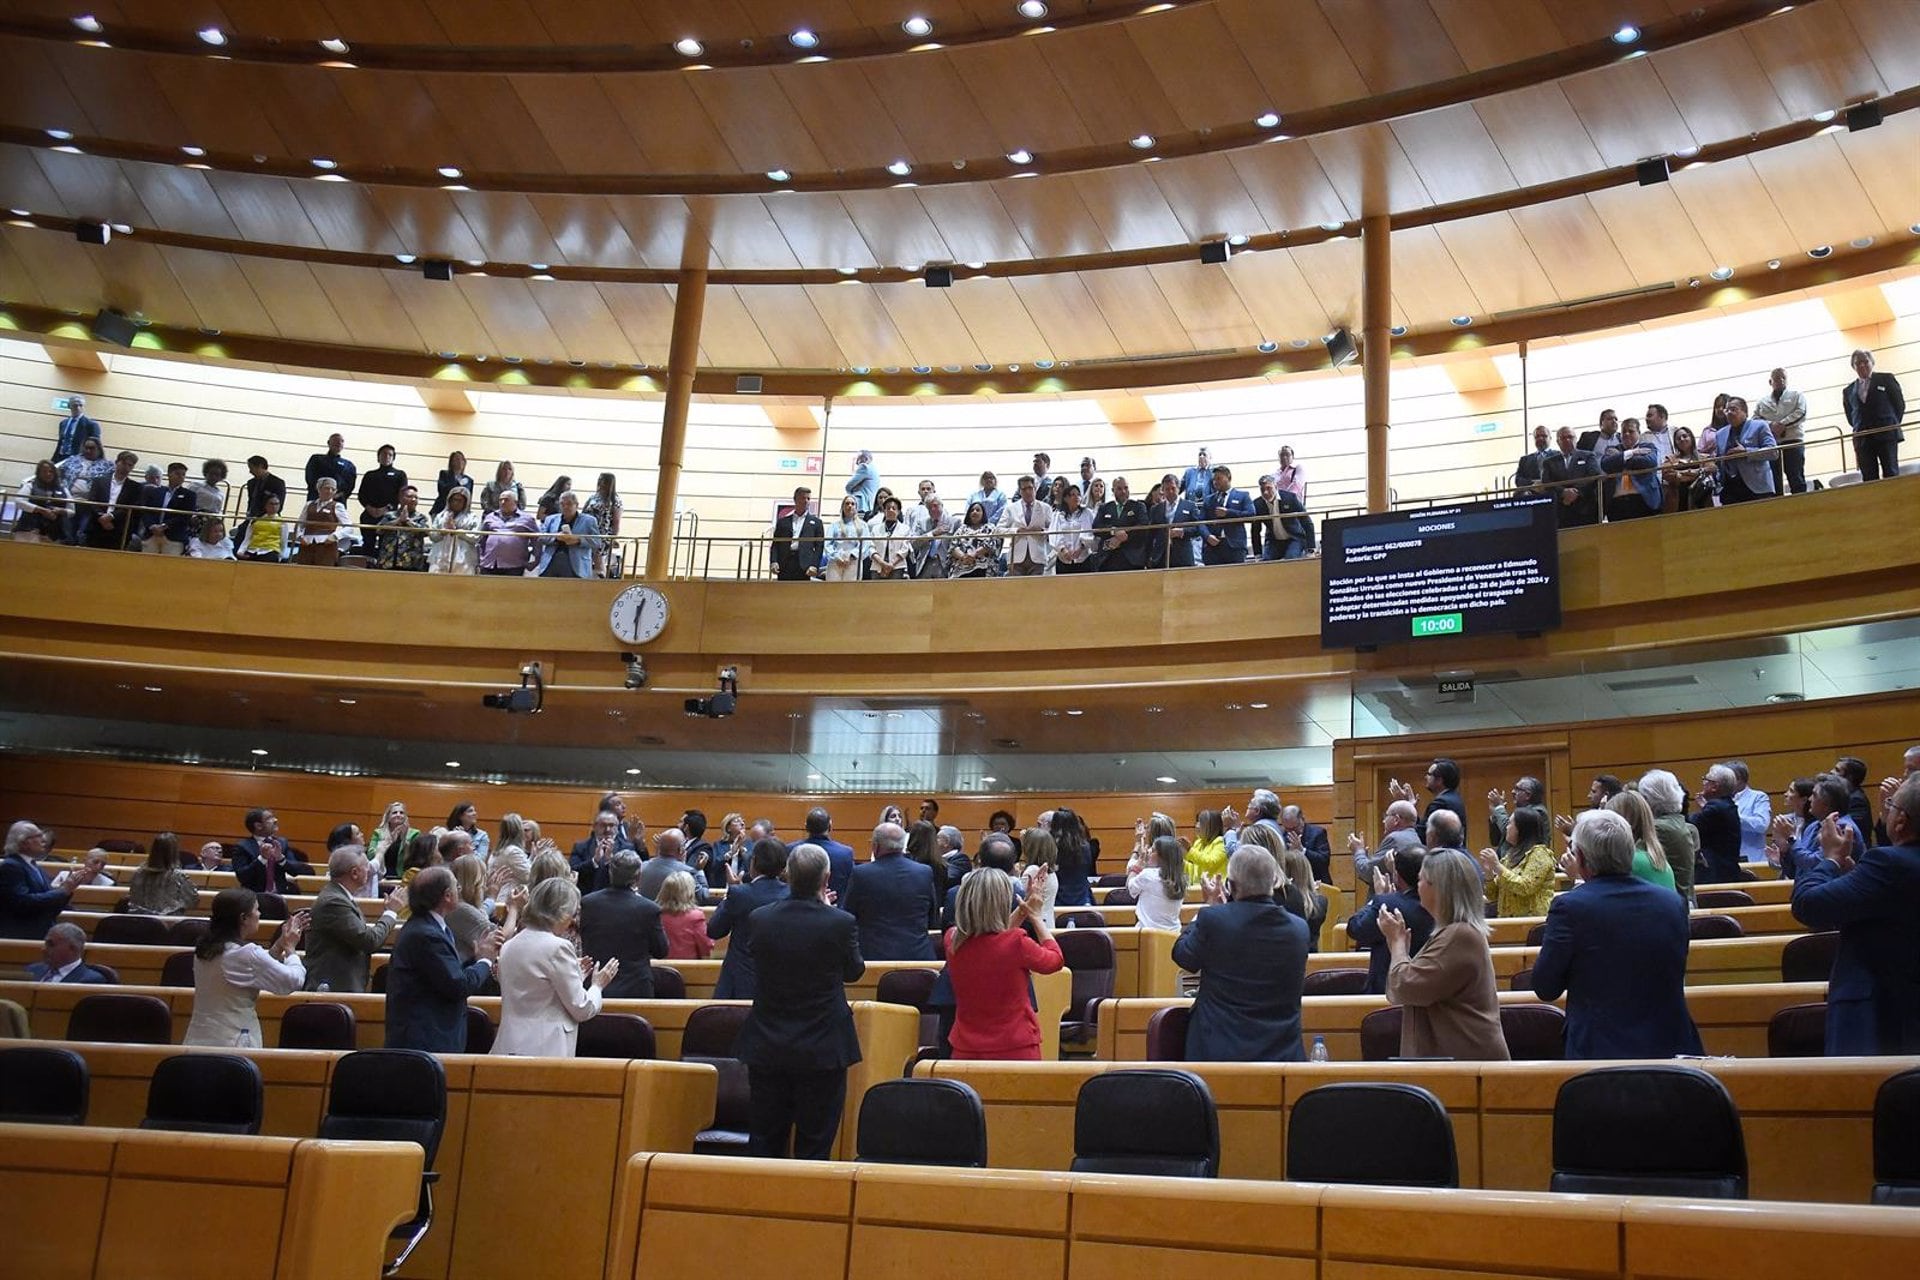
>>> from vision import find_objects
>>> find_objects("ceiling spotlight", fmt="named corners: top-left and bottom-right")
top-left (1675, 144), bottom-right (1700, 158)
top-left (1256, 340), bottom-right (1279, 353)
top-left (1227, 232), bottom-right (1251, 246)
top-left (437, 165), bottom-right (463, 179)
top-left (1318, 220), bottom-right (1345, 231)
top-left (1910, 224), bottom-right (1920, 236)
top-left (1248, 702), bottom-right (1269, 709)
top-left (1254, 111), bottom-right (1281, 129)
top-left (1850, 235), bottom-right (1875, 248)
top-left (1006, 148), bottom-right (1034, 165)
top-left (965, 260), bottom-right (986, 269)
top-left (980, 775), bottom-right (998, 785)
top-left (1812, 109), bottom-right (1837, 123)
top-left (887, 159), bottom-right (913, 176)
top-left (51, 144), bottom-right (82, 154)
top-left (444, 760), bottom-right (461, 769)
top-left (1611, 24), bottom-right (1640, 44)
top-left (1450, 315), bottom-right (1473, 326)
top-left (46, 129), bottom-right (77, 144)
top-left (1767, 258), bottom-right (1783, 269)
top-left (1807, 244), bottom-right (1832, 258)
top-left (181, 145), bottom-right (206, 157)
top-left (72, 15), bottom-right (103, 33)
top-left (1011, 170), bottom-right (1038, 178)
top-left (1128, 134), bottom-right (1155, 149)
top-left (836, 265), bottom-right (859, 275)
top-left (196, 26), bottom-right (227, 46)
top-left (310, 157), bottom-right (337, 169)
top-left (1389, 324), bottom-right (1408, 336)
top-left (394, 253), bottom-right (417, 264)
top-left (789, 28), bottom-right (820, 48)
top-left (319, 37), bottom-right (349, 54)
top-left (249, 747), bottom-right (269, 756)
top-left (1154, 775), bottom-right (1177, 784)
top-left (674, 36), bottom-right (704, 57)
top-left (314, 172), bottom-right (349, 182)
top-left (625, 767), bottom-right (643, 776)
top-left (1018, 1), bottom-right (1049, 17)
top-left (1710, 265), bottom-right (1734, 280)
top-left (903, 16), bottom-right (934, 37)
top-left (1289, 338), bottom-right (1310, 349)
top-left (766, 168), bottom-right (791, 182)
top-left (1065, 708), bottom-right (1085, 716)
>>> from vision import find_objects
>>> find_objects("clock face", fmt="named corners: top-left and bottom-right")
top-left (609, 585), bottom-right (670, 645)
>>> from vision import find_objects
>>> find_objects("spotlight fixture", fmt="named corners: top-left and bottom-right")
top-left (836, 265), bottom-right (859, 275)
top-left (1255, 340), bottom-right (1279, 354)
top-left (181, 145), bottom-right (206, 157)
top-left (1450, 315), bottom-right (1473, 327)
top-left (1018, 1), bottom-right (1049, 17)
top-left (1323, 326), bottom-right (1357, 368)
top-left (1611, 24), bottom-right (1640, 44)
top-left (1254, 111), bottom-right (1281, 129)
top-left (250, 748), bottom-right (269, 757)
top-left (1767, 259), bottom-right (1783, 270)
top-left (766, 168), bottom-right (791, 182)
top-left (74, 220), bottom-right (111, 245)
top-left (437, 166), bottom-right (463, 179)
top-left (1389, 324), bottom-right (1408, 337)
top-left (310, 157), bottom-right (337, 169)
top-left (685, 666), bottom-right (740, 719)
top-left (1709, 265), bottom-right (1734, 280)
top-left (422, 259), bottom-right (455, 281)
top-left (46, 128), bottom-right (74, 141)
top-left (1198, 240), bottom-right (1231, 265)
top-left (1318, 220), bottom-right (1345, 232)
top-left (886, 159), bottom-right (913, 176)
top-left (1812, 109), bottom-right (1837, 123)
top-left (903, 16), bottom-right (934, 37)
top-left (1675, 144), bottom-right (1700, 158)
top-left (394, 253), bottom-right (416, 264)
top-left (789, 28), bottom-right (820, 49)
top-left (1846, 101), bottom-right (1882, 131)
top-left (319, 37), bottom-right (349, 54)
top-left (1807, 244), bottom-right (1832, 258)
top-left (674, 36), bottom-right (704, 57)
top-left (196, 26), bottom-right (227, 46)
top-left (1128, 134), bottom-right (1155, 149)
top-left (1850, 235), bottom-right (1875, 248)
top-left (1635, 157), bottom-right (1670, 186)
top-left (1227, 232), bottom-right (1250, 246)
top-left (72, 15), bottom-right (103, 33)
top-left (1005, 148), bottom-right (1034, 165)
top-left (924, 266), bottom-right (955, 288)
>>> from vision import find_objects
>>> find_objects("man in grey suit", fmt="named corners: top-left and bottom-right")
top-left (579, 850), bottom-right (671, 999)
top-left (302, 846), bottom-right (405, 993)
top-left (26, 922), bottom-right (115, 984)
top-left (635, 830), bottom-right (711, 905)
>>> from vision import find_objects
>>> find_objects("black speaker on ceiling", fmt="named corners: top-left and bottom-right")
top-left (923, 266), bottom-right (954, 288)
top-left (1198, 240), bottom-right (1231, 265)
top-left (735, 374), bottom-right (764, 394)
top-left (74, 220), bottom-right (111, 245)
top-left (1323, 327), bottom-right (1356, 369)
top-left (1846, 101), bottom-right (1882, 131)
top-left (1635, 157), bottom-right (1670, 186)
top-left (89, 309), bottom-right (137, 347)
top-left (422, 259), bottom-right (454, 282)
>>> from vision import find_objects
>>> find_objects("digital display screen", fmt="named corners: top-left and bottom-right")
top-left (1320, 496), bottom-right (1561, 649)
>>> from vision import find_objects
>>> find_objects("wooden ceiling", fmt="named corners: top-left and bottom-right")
top-left (1, 0), bottom-right (1918, 378)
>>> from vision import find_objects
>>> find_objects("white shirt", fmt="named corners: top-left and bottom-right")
top-left (183, 942), bottom-right (306, 1047)
top-left (1126, 866), bottom-right (1184, 931)
top-left (188, 534), bottom-right (236, 560)
top-left (1642, 426), bottom-right (1673, 466)
top-left (1048, 506), bottom-right (1094, 564)
top-left (41, 957), bottom-right (83, 982)
top-left (868, 516), bottom-right (912, 573)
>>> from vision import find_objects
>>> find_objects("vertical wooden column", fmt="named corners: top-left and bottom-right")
top-left (645, 267), bottom-right (709, 581)
top-left (1362, 213), bottom-right (1392, 513)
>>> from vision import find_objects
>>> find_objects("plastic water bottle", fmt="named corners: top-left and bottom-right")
top-left (316, 982), bottom-right (331, 993)
top-left (1309, 1035), bottom-right (1329, 1063)
top-left (237, 1028), bottom-right (254, 1051)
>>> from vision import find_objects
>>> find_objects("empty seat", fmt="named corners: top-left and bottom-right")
top-left (1058, 911), bottom-right (1106, 930)
top-left (875, 968), bottom-right (942, 1059)
top-left (1524, 924), bottom-right (1548, 947)
top-left (1509, 967), bottom-right (1535, 992)
top-left (856, 1078), bottom-right (988, 1168)
top-left (462, 1005), bottom-right (495, 1055)
top-left (256, 893), bottom-right (289, 921)
top-left (1781, 931), bottom-right (1840, 984)
top-left (1695, 890), bottom-right (1754, 909)
top-left (1872, 1068), bottom-right (1920, 1207)
top-left (1688, 914), bottom-right (1744, 940)
top-left (1303, 969), bottom-right (1369, 997)
top-left (167, 918), bottom-right (209, 946)
top-left (88, 965), bottom-right (121, 984)
top-left (1500, 1003), bottom-right (1567, 1061)
top-left (575, 1013), bottom-right (656, 1060)
top-left (66, 993), bottom-right (171, 1045)
top-left (1143, 1005), bottom-right (1191, 1062)
top-left (93, 914), bottom-right (174, 946)
top-left (1057, 928), bottom-right (1117, 1053)
top-left (0, 1046), bottom-right (89, 1124)
top-left (1359, 1006), bottom-right (1404, 1061)
top-left (1287, 1083), bottom-right (1457, 1187)
top-left (142, 1054), bottom-right (263, 1135)
top-left (1101, 887), bottom-right (1136, 906)
top-left (1767, 1002), bottom-right (1827, 1058)
top-left (650, 965), bottom-right (686, 1000)
top-left (280, 1001), bottom-right (357, 1050)
top-left (684, 1055), bottom-right (752, 1156)
top-left (159, 951), bottom-right (195, 988)
top-left (1070, 1069), bottom-right (1218, 1178)
top-left (682, 1004), bottom-right (750, 1059)
top-left (319, 1050), bottom-right (447, 1274)
top-left (1550, 1065), bottom-right (1747, 1198)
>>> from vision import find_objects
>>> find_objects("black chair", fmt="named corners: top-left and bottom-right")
top-left (1524, 924), bottom-right (1548, 947)
top-left (318, 1050), bottom-right (447, 1275)
top-left (576, 1013), bottom-right (656, 1060)
top-left (1287, 1083), bottom-right (1457, 1187)
top-left (856, 1078), bottom-right (988, 1167)
top-left (1302, 969), bottom-right (1369, 997)
top-left (1101, 886), bottom-right (1136, 906)
top-left (650, 965), bottom-right (686, 1000)
top-left (1688, 914), bottom-right (1744, 940)
top-left (682, 1004), bottom-right (751, 1059)
top-left (462, 1005), bottom-right (495, 1055)
top-left (1143, 1005), bottom-right (1191, 1062)
top-left (142, 1054), bottom-right (263, 1135)
top-left (1070, 1069), bottom-right (1218, 1178)
top-left (280, 1001), bottom-right (357, 1050)
top-left (1872, 1067), bottom-right (1920, 1207)
top-left (92, 914), bottom-right (173, 946)
top-left (0, 1046), bottom-right (89, 1124)
top-left (1058, 910), bottom-right (1106, 930)
top-left (159, 950), bottom-right (195, 988)
top-left (1550, 1065), bottom-right (1747, 1198)
top-left (1359, 1006), bottom-right (1403, 1061)
top-left (875, 969), bottom-right (942, 1060)
top-left (88, 965), bottom-right (121, 984)
top-left (256, 893), bottom-right (289, 921)
top-left (1766, 1002), bottom-right (1827, 1058)
top-left (1781, 931), bottom-right (1840, 984)
top-left (1057, 928), bottom-right (1117, 1053)
top-left (167, 918), bottom-right (209, 946)
top-left (1500, 1003), bottom-right (1567, 1061)
top-left (1695, 889), bottom-right (1754, 910)
top-left (683, 1055), bottom-right (752, 1156)
top-left (1509, 967), bottom-right (1535, 992)
top-left (370, 965), bottom-right (389, 994)
top-left (66, 993), bottom-right (172, 1045)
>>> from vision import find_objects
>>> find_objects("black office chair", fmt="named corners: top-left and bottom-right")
top-left (1694, 890), bottom-right (1754, 910)
top-left (1500, 1003), bottom-right (1568, 1061)
top-left (650, 965), bottom-right (687, 1000)
top-left (1509, 967), bottom-right (1535, 992)
top-left (1524, 924), bottom-right (1548, 947)
top-left (1688, 914), bottom-right (1744, 940)
top-left (0, 1046), bottom-right (89, 1125)
top-left (1057, 928), bottom-right (1117, 1053)
top-left (159, 950), bottom-right (195, 988)
top-left (93, 914), bottom-right (174, 945)
top-left (1780, 931), bottom-right (1840, 984)
top-left (875, 969), bottom-right (942, 1061)
top-left (66, 993), bottom-right (172, 1045)
top-left (318, 1050), bottom-right (447, 1276)
top-left (1101, 886), bottom-right (1136, 906)
top-left (1872, 1068), bottom-right (1920, 1207)
top-left (1359, 1006), bottom-right (1403, 1061)
top-left (1070, 1070), bottom-right (1219, 1178)
top-left (683, 1056), bottom-right (752, 1156)
top-left (280, 1001), bottom-right (357, 1050)
top-left (142, 1054), bottom-right (263, 1135)
top-left (575, 1013), bottom-right (656, 1060)
top-left (1287, 1083), bottom-right (1457, 1187)
top-left (1057, 911), bottom-right (1106, 930)
top-left (462, 1005), bottom-right (495, 1055)
top-left (682, 1004), bottom-right (750, 1059)
top-left (1550, 1065), bottom-right (1747, 1198)
top-left (1766, 1003), bottom-right (1827, 1058)
top-left (1302, 969), bottom-right (1369, 997)
top-left (856, 1078), bottom-right (988, 1167)
top-left (1143, 1005), bottom-right (1191, 1062)
top-left (370, 965), bottom-right (390, 994)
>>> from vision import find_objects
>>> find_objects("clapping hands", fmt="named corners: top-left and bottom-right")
top-left (1386, 778), bottom-right (1415, 803)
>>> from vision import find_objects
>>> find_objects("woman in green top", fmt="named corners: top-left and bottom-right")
top-left (1608, 788), bottom-right (1676, 892)
top-left (1475, 805), bottom-right (1556, 919)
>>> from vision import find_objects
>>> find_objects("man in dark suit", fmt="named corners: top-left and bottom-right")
top-left (1251, 478), bottom-right (1313, 561)
top-left (769, 485), bottom-right (825, 581)
top-left (1, 821), bottom-right (87, 940)
top-left (1531, 810), bottom-right (1703, 1060)
top-left (1391, 757), bottom-right (1466, 847)
top-left (579, 851), bottom-right (672, 999)
top-left (570, 810), bottom-right (625, 895)
top-left (943, 835), bottom-right (1024, 928)
top-left (385, 866), bottom-right (499, 1052)
top-left (80, 450), bottom-right (142, 550)
top-left (305, 432), bottom-right (357, 502)
top-left (1147, 473), bottom-right (1204, 569)
top-left (708, 839), bottom-right (790, 999)
top-left (1278, 806), bottom-right (1332, 884)
top-left (1841, 348), bottom-right (1905, 481)
top-left (841, 823), bottom-right (938, 961)
top-left (1514, 425), bottom-right (1552, 492)
top-left (734, 844), bottom-right (864, 1159)
top-left (1344, 847), bottom-right (1434, 995)
top-left (1574, 408), bottom-right (1621, 458)
top-left (1171, 847), bottom-right (1310, 1062)
top-left (1541, 427), bottom-right (1601, 527)
top-left (27, 922), bottom-right (115, 983)
top-left (150, 462), bottom-right (201, 554)
top-left (53, 395), bottom-right (100, 462)
top-left (1199, 465), bottom-right (1255, 565)
top-left (302, 847), bottom-right (404, 993)
top-left (1091, 476), bottom-right (1149, 572)
top-left (230, 808), bottom-right (312, 895)
top-left (793, 808), bottom-right (856, 903)
top-left (1833, 756), bottom-right (1878, 841)
top-left (1689, 765), bottom-right (1745, 884)
top-left (1790, 778), bottom-right (1920, 1055)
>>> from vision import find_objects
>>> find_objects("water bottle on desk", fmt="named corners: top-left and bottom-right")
top-left (1309, 1035), bottom-right (1329, 1063)
top-left (237, 1028), bottom-right (254, 1051)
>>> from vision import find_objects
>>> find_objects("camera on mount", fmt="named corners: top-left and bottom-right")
top-left (482, 661), bottom-right (544, 714)
top-left (685, 665), bottom-right (739, 718)
top-left (621, 652), bottom-right (647, 690)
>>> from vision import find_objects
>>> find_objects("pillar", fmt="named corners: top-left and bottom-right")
top-left (645, 267), bottom-right (709, 581)
top-left (1362, 213), bottom-right (1391, 513)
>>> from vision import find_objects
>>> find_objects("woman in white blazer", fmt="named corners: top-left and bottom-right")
top-left (490, 878), bottom-right (618, 1057)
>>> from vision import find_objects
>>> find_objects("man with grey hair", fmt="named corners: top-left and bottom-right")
top-left (1486, 776), bottom-right (1546, 856)
top-left (1277, 805), bottom-right (1331, 882)
top-left (1425, 809), bottom-right (1467, 854)
top-left (1170, 846), bottom-right (1309, 1062)
top-left (1873, 746), bottom-right (1920, 846)
top-left (303, 846), bottom-right (406, 993)
top-left (1638, 769), bottom-right (1700, 903)
top-left (579, 849), bottom-right (671, 999)
top-left (936, 825), bottom-right (969, 886)
top-left (1224, 787), bottom-right (1283, 853)
top-left (734, 843), bottom-right (864, 1160)
top-left (535, 488), bottom-right (600, 578)
top-left (637, 829), bottom-right (709, 905)
top-left (1840, 347), bottom-right (1904, 482)
top-left (1350, 800), bottom-right (1423, 887)
top-left (2, 821), bottom-right (101, 940)
top-left (1532, 809), bottom-right (1702, 1060)
top-left (27, 921), bottom-right (113, 983)
top-left (842, 822), bottom-right (938, 961)
top-left (1690, 764), bottom-right (1745, 883)
top-left (1726, 760), bottom-right (1772, 864)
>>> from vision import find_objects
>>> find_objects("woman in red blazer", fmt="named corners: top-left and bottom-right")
top-left (943, 869), bottom-right (1065, 1060)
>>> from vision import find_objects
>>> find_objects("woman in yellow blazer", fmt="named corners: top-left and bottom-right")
top-left (1184, 809), bottom-right (1229, 884)
top-left (1476, 805), bottom-right (1557, 919)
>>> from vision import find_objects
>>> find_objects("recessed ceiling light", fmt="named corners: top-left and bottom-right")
top-left (1909, 224), bottom-right (1920, 236)
top-left (1256, 340), bottom-right (1279, 353)
top-left (1155, 775), bottom-right (1177, 784)
top-left (8, 208), bottom-right (29, 217)
top-left (441, 183), bottom-right (469, 192)
top-left (1850, 235), bottom-right (1875, 248)
top-left (1767, 258), bottom-right (1783, 269)
top-left (674, 36), bottom-right (704, 57)
top-left (625, 767), bottom-right (642, 776)
top-left (1006, 148), bottom-right (1034, 165)
top-left (1709, 265), bottom-right (1734, 280)
top-left (835, 265), bottom-right (858, 275)
top-left (1249, 702), bottom-right (1269, 709)
top-left (1128, 134), bottom-right (1155, 149)
top-left (797, 54), bottom-right (829, 62)
top-left (180, 145), bottom-right (206, 157)
top-left (1319, 220), bottom-right (1345, 231)
top-left (1011, 170), bottom-right (1038, 179)
top-left (310, 157), bottom-right (336, 169)
top-left (1611, 24), bottom-right (1640, 44)
top-left (1228, 232), bottom-right (1250, 246)
top-left (314, 172), bottom-right (349, 182)
top-left (394, 253), bottom-right (416, 264)
top-left (337, 698), bottom-right (357, 705)
top-left (965, 261), bottom-right (986, 269)
top-left (319, 37), bottom-right (349, 54)
top-left (1065, 708), bottom-right (1085, 716)
top-left (437, 166), bottom-right (462, 179)
top-left (903, 16), bottom-right (934, 37)
top-left (1807, 244), bottom-right (1832, 258)
top-left (444, 760), bottom-right (461, 769)
top-left (1254, 111), bottom-right (1281, 129)
top-left (249, 747), bottom-right (269, 756)
top-left (1451, 315), bottom-right (1473, 326)
top-left (143, 685), bottom-right (163, 692)
top-left (1389, 324), bottom-right (1407, 336)
top-left (887, 159), bottom-right (913, 176)
top-left (197, 26), bottom-right (227, 46)
top-left (46, 128), bottom-right (73, 141)
top-left (1034, 358), bottom-right (1054, 369)
top-left (766, 168), bottom-right (791, 182)
top-left (50, 144), bottom-right (82, 154)
top-left (1812, 109), bottom-right (1838, 123)
top-left (789, 28), bottom-right (820, 49)
top-left (72, 15), bottom-right (103, 33)
top-left (980, 776), bottom-right (998, 784)
top-left (911, 365), bottom-right (932, 374)
top-left (1018, 1), bottom-right (1049, 17)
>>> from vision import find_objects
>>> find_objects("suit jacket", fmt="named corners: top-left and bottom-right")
top-left (1200, 487), bottom-right (1255, 561)
top-left (771, 510), bottom-right (826, 580)
top-left (230, 838), bottom-right (311, 895)
top-left (1530, 875), bottom-right (1703, 1060)
top-left (1514, 448), bottom-right (1552, 491)
top-left (635, 856), bottom-right (710, 905)
top-left (158, 484), bottom-right (200, 544)
top-left (1842, 371), bottom-right (1906, 440)
top-left (1790, 840), bottom-right (1920, 1055)
top-left (1344, 888), bottom-right (1435, 995)
top-left (841, 853), bottom-right (939, 961)
top-left (792, 837), bottom-right (857, 904)
top-left (1151, 495), bottom-right (1203, 568)
top-left (1717, 418), bottom-right (1778, 495)
top-left (54, 412), bottom-right (100, 462)
top-left (1251, 492), bottom-right (1313, 557)
top-left (569, 837), bottom-right (618, 894)
top-left (578, 887), bottom-right (671, 999)
top-left (1170, 896), bottom-right (1309, 1062)
top-left (1601, 441), bottom-right (1664, 509)
top-left (707, 875), bottom-right (789, 999)
top-left (0, 853), bottom-right (74, 939)
top-left (25, 960), bottom-right (114, 984)
top-left (1416, 791), bottom-right (1467, 847)
top-left (733, 898), bottom-right (865, 1071)
top-left (430, 470), bottom-right (472, 517)
top-left (243, 472), bottom-right (288, 518)
top-left (1688, 797), bottom-right (1745, 883)
top-left (384, 912), bottom-right (493, 1052)
top-left (301, 880), bottom-right (394, 993)
top-left (1091, 498), bottom-right (1149, 569)
top-left (1541, 448), bottom-right (1601, 525)
top-left (82, 472), bottom-right (142, 549)
top-left (305, 452), bottom-right (357, 501)
top-left (998, 496), bottom-right (1053, 565)
top-left (1295, 823), bottom-right (1332, 883)
top-left (490, 926), bottom-right (602, 1057)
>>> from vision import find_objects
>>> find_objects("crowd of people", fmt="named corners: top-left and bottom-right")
top-left (1514, 351), bottom-right (1907, 526)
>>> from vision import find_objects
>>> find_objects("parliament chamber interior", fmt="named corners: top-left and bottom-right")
top-left (3, 1), bottom-right (1920, 1277)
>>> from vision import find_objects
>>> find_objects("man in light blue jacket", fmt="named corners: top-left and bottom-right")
top-left (534, 489), bottom-right (601, 578)
top-left (845, 449), bottom-right (880, 516)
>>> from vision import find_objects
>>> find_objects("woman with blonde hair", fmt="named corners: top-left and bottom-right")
top-left (489, 812), bottom-right (532, 888)
top-left (427, 486), bottom-right (482, 574)
top-left (1185, 809), bottom-right (1228, 882)
top-left (1606, 788), bottom-right (1676, 892)
top-left (1017, 827), bottom-right (1058, 929)
top-left (491, 878), bottom-right (616, 1058)
top-left (368, 801), bottom-right (417, 878)
top-left (657, 871), bottom-right (713, 959)
top-left (944, 868), bottom-right (1066, 1060)
top-left (529, 848), bottom-right (571, 888)
top-left (1241, 824), bottom-right (1326, 948)
top-left (1379, 848), bottom-right (1509, 1061)
top-left (448, 853), bottom-right (523, 962)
